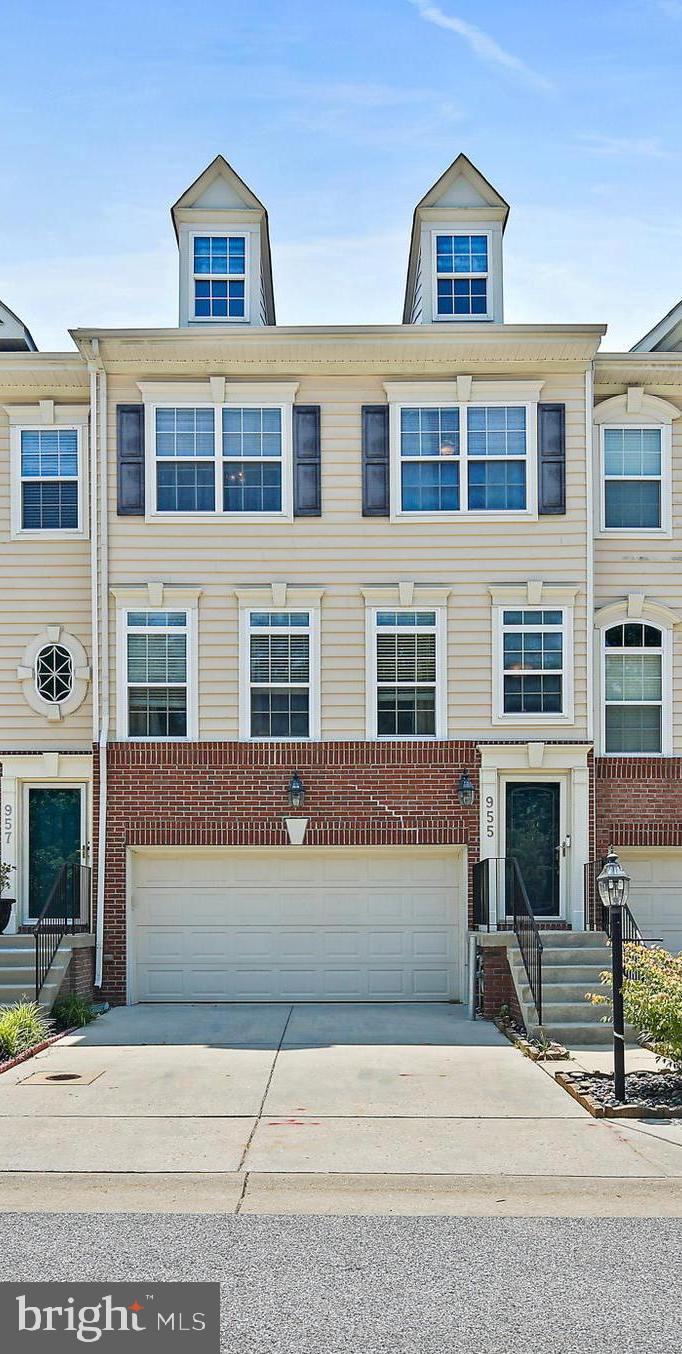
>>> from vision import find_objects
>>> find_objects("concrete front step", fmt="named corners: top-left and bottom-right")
top-left (541, 947), bottom-right (610, 966)
top-left (540, 980), bottom-right (606, 1002)
top-left (537, 931), bottom-right (609, 948)
top-left (537, 1021), bottom-right (619, 1046)
top-left (538, 963), bottom-right (610, 983)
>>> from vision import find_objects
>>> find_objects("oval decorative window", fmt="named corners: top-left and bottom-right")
top-left (35, 644), bottom-right (74, 705)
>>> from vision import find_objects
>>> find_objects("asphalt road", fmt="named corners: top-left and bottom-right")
top-left (0, 1214), bottom-right (678, 1352)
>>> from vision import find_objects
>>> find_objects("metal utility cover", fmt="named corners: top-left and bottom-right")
top-left (20, 1069), bottom-right (104, 1086)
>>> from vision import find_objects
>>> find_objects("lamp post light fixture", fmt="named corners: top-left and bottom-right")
top-left (287, 771), bottom-right (306, 811)
top-left (457, 771), bottom-right (476, 809)
top-left (597, 846), bottom-right (631, 1103)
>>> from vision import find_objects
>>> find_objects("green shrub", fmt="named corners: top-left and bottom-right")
top-left (588, 944), bottom-right (682, 1069)
top-left (0, 1001), bottom-right (53, 1058)
top-left (52, 994), bottom-right (98, 1030)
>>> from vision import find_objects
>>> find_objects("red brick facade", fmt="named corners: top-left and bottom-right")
top-left (480, 944), bottom-right (522, 1024)
top-left (95, 740), bottom-right (481, 1003)
top-left (595, 756), bottom-right (682, 853)
top-left (57, 943), bottom-right (95, 1003)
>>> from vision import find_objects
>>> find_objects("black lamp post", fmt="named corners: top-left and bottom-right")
top-left (457, 771), bottom-right (475, 809)
top-left (596, 846), bottom-right (631, 1103)
top-left (287, 771), bottom-right (305, 810)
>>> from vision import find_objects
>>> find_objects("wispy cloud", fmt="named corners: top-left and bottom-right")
top-left (579, 133), bottom-right (676, 160)
top-left (409, 0), bottom-right (553, 92)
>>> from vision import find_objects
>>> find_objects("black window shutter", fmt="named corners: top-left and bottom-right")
top-left (362, 405), bottom-right (390, 517)
top-left (293, 405), bottom-right (321, 516)
top-left (116, 404), bottom-right (145, 515)
top-left (537, 402), bottom-right (566, 515)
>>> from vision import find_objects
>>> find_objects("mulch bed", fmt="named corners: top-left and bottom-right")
top-left (556, 1068), bottom-right (682, 1118)
top-left (495, 1018), bottom-right (568, 1061)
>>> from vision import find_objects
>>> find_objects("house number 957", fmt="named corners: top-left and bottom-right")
top-left (4, 803), bottom-right (12, 848)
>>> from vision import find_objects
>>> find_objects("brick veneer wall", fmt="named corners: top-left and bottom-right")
top-left (95, 740), bottom-right (481, 1004)
top-left (480, 945), bottom-right (522, 1024)
top-left (595, 757), bottom-right (682, 853)
top-left (57, 944), bottom-right (95, 1003)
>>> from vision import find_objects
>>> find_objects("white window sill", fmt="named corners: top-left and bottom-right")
top-left (145, 512), bottom-right (293, 525)
top-left (189, 316), bottom-right (250, 325)
top-left (597, 527), bottom-right (671, 539)
top-left (433, 314), bottom-right (493, 323)
top-left (391, 510), bottom-right (536, 524)
top-left (11, 528), bottom-right (89, 542)
top-left (492, 713), bottom-right (574, 726)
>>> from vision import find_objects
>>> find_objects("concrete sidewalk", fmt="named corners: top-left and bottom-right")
top-left (0, 1002), bottom-right (680, 1214)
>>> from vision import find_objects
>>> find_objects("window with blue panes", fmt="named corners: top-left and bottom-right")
top-left (603, 427), bottom-right (662, 529)
top-left (155, 408), bottom-right (215, 512)
top-left (502, 610), bottom-right (564, 715)
top-left (223, 407), bottom-right (282, 513)
top-left (20, 428), bottom-right (79, 530)
top-left (467, 406), bottom-right (527, 511)
top-left (193, 235), bottom-right (246, 319)
top-left (436, 234), bottom-right (488, 317)
top-left (400, 407), bottom-right (459, 511)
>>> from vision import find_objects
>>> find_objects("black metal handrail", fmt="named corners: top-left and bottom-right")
top-left (33, 861), bottom-right (91, 1001)
top-left (583, 859), bottom-right (662, 979)
top-left (472, 856), bottom-right (543, 1022)
top-left (508, 857), bottom-right (543, 1023)
top-left (472, 858), bottom-right (492, 929)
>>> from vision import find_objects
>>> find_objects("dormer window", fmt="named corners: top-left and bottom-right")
top-left (193, 233), bottom-right (246, 320)
top-left (435, 234), bottom-right (489, 319)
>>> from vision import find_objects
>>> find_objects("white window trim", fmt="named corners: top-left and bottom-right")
top-left (389, 399), bottom-right (538, 523)
top-left (144, 400), bottom-right (294, 524)
top-left (188, 229), bottom-right (250, 325)
top-left (598, 422), bottom-right (671, 537)
top-left (238, 606), bottom-right (321, 741)
top-left (599, 622), bottom-right (672, 757)
top-left (365, 606), bottom-right (447, 740)
top-left (115, 602), bottom-right (199, 742)
top-left (492, 604), bottom-right (575, 726)
top-left (430, 228), bottom-right (492, 323)
top-left (9, 422), bottom-right (88, 541)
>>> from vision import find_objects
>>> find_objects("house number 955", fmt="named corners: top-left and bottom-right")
top-left (485, 795), bottom-right (495, 839)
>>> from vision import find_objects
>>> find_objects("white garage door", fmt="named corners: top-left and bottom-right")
top-left (130, 847), bottom-right (464, 1003)
top-left (619, 850), bottom-right (682, 955)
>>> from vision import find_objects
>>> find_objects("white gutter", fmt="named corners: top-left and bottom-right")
top-left (87, 339), bottom-right (109, 990)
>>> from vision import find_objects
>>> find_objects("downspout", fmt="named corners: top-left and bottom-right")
top-left (585, 362), bottom-right (596, 924)
top-left (86, 339), bottom-right (109, 990)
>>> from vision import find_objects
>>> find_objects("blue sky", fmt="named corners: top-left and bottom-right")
top-left (1, 0), bottom-right (681, 350)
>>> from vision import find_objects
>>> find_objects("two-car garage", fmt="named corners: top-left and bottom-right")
top-left (128, 847), bottom-right (466, 1003)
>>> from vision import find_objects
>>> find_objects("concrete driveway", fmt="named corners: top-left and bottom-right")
top-left (0, 1002), bottom-right (681, 1214)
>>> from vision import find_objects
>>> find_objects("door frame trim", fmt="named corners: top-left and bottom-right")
top-left (500, 775), bottom-right (567, 921)
top-left (478, 743), bottom-right (591, 931)
top-left (0, 754), bottom-right (93, 935)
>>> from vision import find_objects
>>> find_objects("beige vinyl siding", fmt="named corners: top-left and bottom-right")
top-left (107, 370), bottom-right (589, 741)
top-left (594, 381), bottom-right (682, 752)
top-left (0, 380), bottom-right (92, 749)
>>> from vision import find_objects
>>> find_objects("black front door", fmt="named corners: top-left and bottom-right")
top-left (505, 782), bottom-right (560, 917)
top-left (27, 787), bottom-right (82, 920)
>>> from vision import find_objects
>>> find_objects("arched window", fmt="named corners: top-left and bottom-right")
top-left (35, 644), bottom-right (73, 705)
top-left (603, 623), bottom-right (663, 753)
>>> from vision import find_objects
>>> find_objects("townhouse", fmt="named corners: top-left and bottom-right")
top-left (1, 153), bottom-right (681, 1031)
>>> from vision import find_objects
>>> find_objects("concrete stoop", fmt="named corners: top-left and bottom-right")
top-left (0, 933), bottom-right (90, 1011)
top-left (507, 931), bottom-right (638, 1048)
